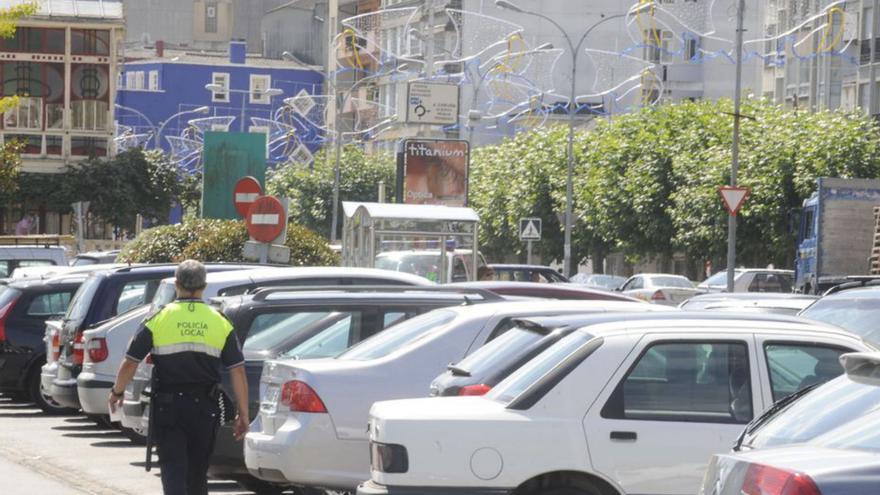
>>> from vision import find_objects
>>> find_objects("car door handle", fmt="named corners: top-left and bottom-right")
top-left (610, 431), bottom-right (637, 441)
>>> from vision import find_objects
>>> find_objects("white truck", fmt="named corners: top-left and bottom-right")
top-left (795, 177), bottom-right (880, 293)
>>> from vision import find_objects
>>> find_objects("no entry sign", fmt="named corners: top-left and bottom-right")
top-left (246, 196), bottom-right (286, 243)
top-left (233, 176), bottom-right (263, 217)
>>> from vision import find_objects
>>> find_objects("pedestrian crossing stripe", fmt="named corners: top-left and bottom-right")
top-left (520, 218), bottom-right (542, 240)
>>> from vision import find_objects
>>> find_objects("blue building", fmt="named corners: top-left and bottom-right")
top-left (115, 40), bottom-right (324, 168)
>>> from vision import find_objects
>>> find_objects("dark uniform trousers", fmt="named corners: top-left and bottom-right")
top-left (154, 389), bottom-right (220, 495)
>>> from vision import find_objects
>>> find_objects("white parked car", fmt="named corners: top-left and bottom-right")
top-left (358, 313), bottom-right (873, 495)
top-left (245, 299), bottom-right (665, 491)
top-left (697, 268), bottom-right (795, 293)
top-left (112, 266), bottom-right (435, 437)
top-left (618, 273), bottom-right (698, 305)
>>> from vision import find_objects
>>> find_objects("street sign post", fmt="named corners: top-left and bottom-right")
top-left (246, 196), bottom-right (288, 263)
top-left (519, 218), bottom-right (542, 265)
top-left (718, 186), bottom-right (750, 216)
top-left (406, 81), bottom-right (460, 125)
top-left (233, 176), bottom-right (263, 217)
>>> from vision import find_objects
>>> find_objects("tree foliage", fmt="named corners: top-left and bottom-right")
top-left (266, 145), bottom-right (395, 238)
top-left (469, 99), bottom-right (880, 272)
top-left (0, 140), bottom-right (23, 198)
top-left (119, 218), bottom-right (338, 266)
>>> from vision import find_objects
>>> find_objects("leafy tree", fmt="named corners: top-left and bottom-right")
top-left (0, 140), bottom-right (23, 198)
top-left (266, 145), bottom-right (395, 238)
top-left (62, 149), bottom-right (183, 229)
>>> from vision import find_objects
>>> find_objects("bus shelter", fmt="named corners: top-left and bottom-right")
top-left (341, 202), bottom-right (480, 283)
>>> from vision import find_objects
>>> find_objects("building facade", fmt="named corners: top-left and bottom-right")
top-left (116, 41), bottom-right (324, 156)
top-left (0, 0), bottom-right (124, 234)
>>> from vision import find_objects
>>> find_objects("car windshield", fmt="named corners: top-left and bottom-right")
top-left (375, 253), bottom-right (444, 281)
top-left (812, 407), bottom-right (880, 453)
top-left (743, 374), bottom-right (880, 450)
top-left (242, 312), bottom-right (333, 352)
top-left (487, 331), bottom-right (593, 404)
top-left (650, 276), bottom-right (693, 288)
top-left (703, 271), bottom-right (738, 286)
top-left (451, 325), bottom-right (548, 377)
top-left (72, 257), bottom-right (97, 266)
top-left (337, 309), bottom-right (456, 361)
top-left (152, 281), bottom-right (177, 307)
top-left (280, 315), bottom-right (354, 359)
top-left (65, 274), bottom-right (102, 321)
top-left (799, 296), bottom-right (880, 344)
top-left (584, 275), bottom-right (625, 290)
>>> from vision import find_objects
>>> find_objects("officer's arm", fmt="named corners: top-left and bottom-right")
top-left (112, 359), bottom-right (139, 394)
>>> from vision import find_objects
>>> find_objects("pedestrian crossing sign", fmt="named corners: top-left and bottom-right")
top-left (519, 218), bottom-right (542, 241)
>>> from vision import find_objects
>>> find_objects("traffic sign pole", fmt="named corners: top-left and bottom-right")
top-left (527, 240), bottom-right (533, 265)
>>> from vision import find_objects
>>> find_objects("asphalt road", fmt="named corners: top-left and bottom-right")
top-left (0, 394), bottom-right (254, 494)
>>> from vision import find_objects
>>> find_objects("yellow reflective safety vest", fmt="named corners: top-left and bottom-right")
top-left (145, 300), bottom-right (234, 359)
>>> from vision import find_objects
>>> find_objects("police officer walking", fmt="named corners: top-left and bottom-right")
top-left (108, 260), bottom-right (249, 495)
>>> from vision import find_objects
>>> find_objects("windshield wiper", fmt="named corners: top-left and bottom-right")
top-left (733, 383), bottom-right (820, 451)
top-left (447, 364), bottom-right (471, 377)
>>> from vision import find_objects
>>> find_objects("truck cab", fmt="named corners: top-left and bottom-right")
top-left (794, 194), bottom-right (819, 293)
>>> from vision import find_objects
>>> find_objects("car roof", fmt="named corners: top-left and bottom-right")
top-left (162, 266), bottom-right (434, 286)
top-left (685, 293), bottom-right (817, 302)
top-left (566, 311), bottom-right (858, 340)
top-left (439, 299), bottom-right (650, 319)
top-left (489, 264), bottom-right (558, 270)
top-left (7, 276), bottom-right (85, 290)
top-left (708, 268), bottom-right (794, 275)
top-left (822, 286), bottom-right (880, 298)
top-left (631, 273), bottom-right (691, 279)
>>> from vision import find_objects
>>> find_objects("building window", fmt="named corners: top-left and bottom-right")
top-left (211, 72), bottom-right (230, 102)
top-left (125, 72), bottom-right (136, 90)
top-left (149, 70), bottom-right (159, 91)
top-left (5, 134), bottom-right (42, 154)
top-left (70, 137), bottom-right (108, 157)
top-left (205, 3), bottom-right (218, 34)
top-left (71, 29), bottom-right (110, 56)
top-left (71, 100), bottom-right (109, 131)
top-left (135, 71), bottom-right (145, 90)
top-left (45, 136), bottom-right (62, 156)
top-left (4, 97), bottom-right (42, 130)
top-left (249, 74), bottom-right (272, 104)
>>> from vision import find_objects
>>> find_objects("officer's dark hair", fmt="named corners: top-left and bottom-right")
top-left (175, 259), bottom-right (207, 292)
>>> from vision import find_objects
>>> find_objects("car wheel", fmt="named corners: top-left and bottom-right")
top-left (28, 366), bottom-right (75, 415)
top-left (121, 426), bottom-right (147, 445)
top-left (234, 476), bottom-right (285, 494)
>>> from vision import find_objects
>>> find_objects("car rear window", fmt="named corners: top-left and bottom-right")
top-left (799, 297), bottom-right (880, 344)
top-left (651, 276), bottom-right (693, 288)
top-left (337, 310), bottom-right (456, 361)
top-left (487, 331), bottom-right (594, 404)
top-left (812, 407), bottom-right (880, 453)
top-left (27, 291), bottom-right (73, 316)
top-left (242, 312), bottom-right (333, 352)
top-left (450, 326), bottom-right (548, 378)
top-left (0, 286), bottom-right (21, 309)
top-left (65, 274), bottom-right (102, 321)
top-left (743, 375), bottom-right (880, 450)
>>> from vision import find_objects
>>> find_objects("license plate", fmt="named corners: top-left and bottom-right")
top-left (260, 384), bottom-right (280, 414)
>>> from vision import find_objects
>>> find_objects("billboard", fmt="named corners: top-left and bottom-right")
top-left (201, 132), bottom-right (267, 220)
top-left (402, 139), bottom-right (470, 207)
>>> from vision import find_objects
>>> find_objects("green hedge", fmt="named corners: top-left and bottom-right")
top-left (117, 218), bottom-right (339, 266)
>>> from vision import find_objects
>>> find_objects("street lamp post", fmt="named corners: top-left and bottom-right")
top-left (115, 103), bottom-right (156, 137)
top-left (495, 0), bottom-right (629, 277)
top-left (154, 106), bottom-right (210, 149)
top-left (204, 84), bottom-right (284, 132)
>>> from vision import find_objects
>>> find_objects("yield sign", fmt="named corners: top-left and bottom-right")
top-left (718, 186), bottom-right (750, 216)
top-left (246, 196), bottom-right (286, 243)
top-left (233, 176), bottom-right (263, 217)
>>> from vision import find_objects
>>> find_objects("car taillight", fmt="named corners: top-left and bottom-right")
top-left (72, 331), bottom-right (85, 365)
top-left (0, 296), bottom-right (19, 343)
top-left (458, 384), bottom-right (492, 396)
top-left (51, 330), bottom-right (61, 361)
top-left (651, 290), bottom-right (667, 301)
top-left (87, 337), bottom-right (109, 363)
top-left (742, 463), bottom-right (822, 495)
top-left (280, 380), bottom-right (327, 413)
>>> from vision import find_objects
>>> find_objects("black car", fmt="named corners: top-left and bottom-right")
top-left (49, 263), bottom-right (255, 412)
top-left (0, 274), bottom-right (84, 412)
top-left (488, 264), bottom-right (569, 283)
top-left (187, 286), bottom-right (499, 493)
top-left (430, 314), bottom-right (602, 397)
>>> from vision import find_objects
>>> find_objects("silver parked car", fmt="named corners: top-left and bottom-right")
top-left (701, 352), bottom-right (880, 494)
top-left (618, 273), bottom-right (699, 305)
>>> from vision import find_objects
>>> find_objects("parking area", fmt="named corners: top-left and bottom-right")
top-left (0, 395), bottom-right (260, 495)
